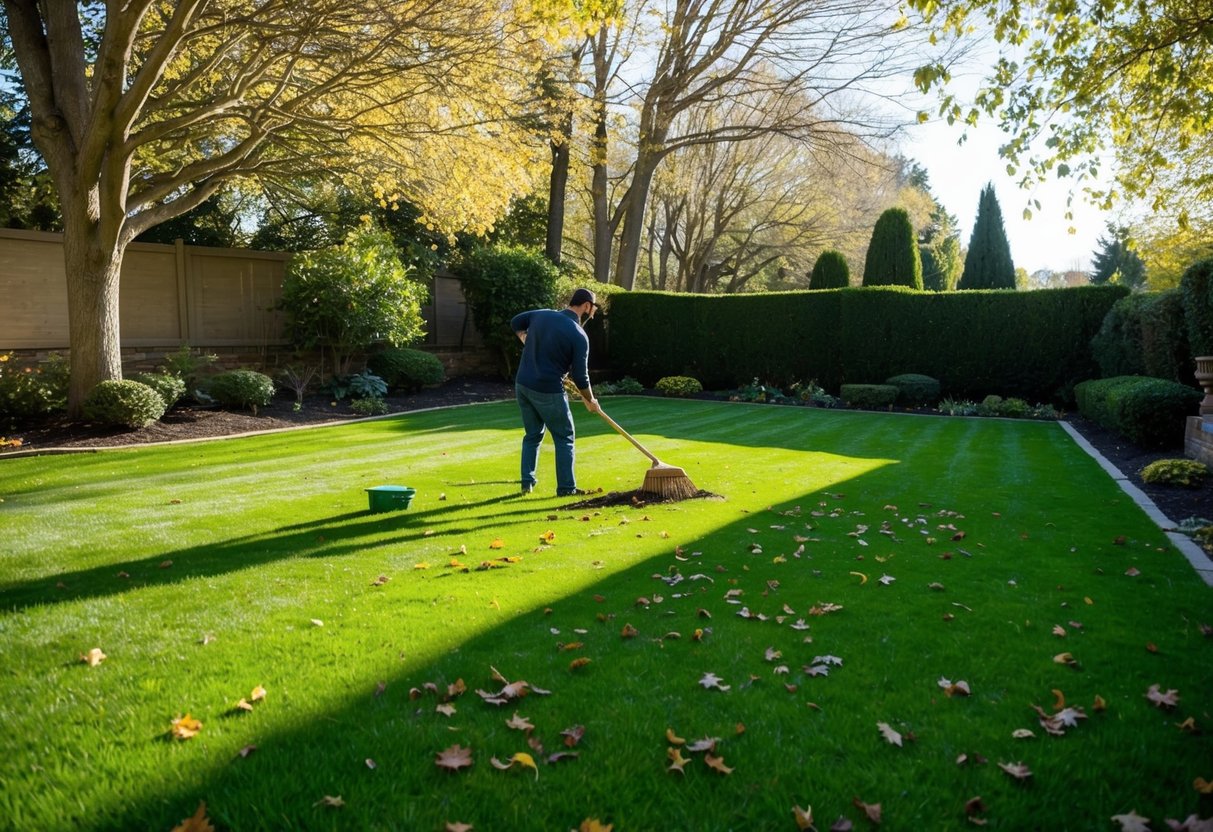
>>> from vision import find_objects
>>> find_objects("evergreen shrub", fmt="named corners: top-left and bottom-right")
top-left (1075, 375), bottom-right (1200, 448)
top-left (0, 352), bottom-right (69, 421)
top-left (885, 373), bottom-right (940, 406)
top-left (655, 376), bottom-right (703, 397)
top-left (83, 380), bottom-right (166, 428)
top-left (1091, 291), bottom-right (1192, 383)
top-left (208, 370), bottom-right (275, 413)
top-left (127, 372), bottom-right (186, 410)
top-left (840, 384), bottom-right (898, 408)
top-left (809, 250), bottom-right (850, 290)
top-left (862, 208), bottom-right (922, 289)
top-left (1139, 459), bottom-right (1208, 487)
top-left (368, 348), bottom-right (445, 392)
top-left (1180, 257), bottom-right (1213, 356)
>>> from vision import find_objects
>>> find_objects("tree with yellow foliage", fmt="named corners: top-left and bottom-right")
top-left (2, 0), bottom-right (546, 414)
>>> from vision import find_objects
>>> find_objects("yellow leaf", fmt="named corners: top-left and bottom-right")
top-left (250, 685), bottom-right (267, 702)
top-left (414, 562), bottom-right (430, 570)
top-left (666, 727), bottom-right (686, 745)
top-left (448, 559), bottom-right (465, 569)
top-left (539, 530), bottom-right (555, 543)
top-left (170, 714), bottom-right (202, 740)
top-left (849, 571), bottom-right (868, 585)
top-left (512, 752), bottom-right (538, 778)
top-left (80, 647), bottom-right (107, 666)
top-left (579, 821), bottom-right (613, 832)
top-left (489, 538), bottom-right (505, 549)
top-left (1195, 777), bottom-right (1213, 794)
top-left (1051, 689), bottom-right (1065, 710)
top-left (171, 801), bottom-right (214, 832)
top-left (569, 657), bottom-right (591, 671)
top-left (1094, 694), bottom-right (1107, 712)
top-left (667, 747), bottom-right (690, 774)
top-left (792, 805), bottom-right (814, 831)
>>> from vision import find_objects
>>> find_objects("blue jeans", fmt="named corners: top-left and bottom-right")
top-left (516, 383), bottom-right (577, 494)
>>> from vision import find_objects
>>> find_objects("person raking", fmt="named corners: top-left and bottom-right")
top-left (511, 288), bottom-right (601, 496)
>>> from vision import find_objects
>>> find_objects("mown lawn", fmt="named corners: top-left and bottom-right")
top-left (0, 398), bottom-right (1209, 831)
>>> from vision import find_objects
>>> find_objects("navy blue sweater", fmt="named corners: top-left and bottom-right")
top-left (511, 308), bottom-right (590, 394)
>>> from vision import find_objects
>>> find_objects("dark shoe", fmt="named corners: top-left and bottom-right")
top-left (519, 484), bottom-right (535, 495)
top-left (556, 487), bottom-right (592, 497)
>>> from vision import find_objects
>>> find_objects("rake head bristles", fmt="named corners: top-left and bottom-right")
top-left (640, 463), bottom-right (699, 501)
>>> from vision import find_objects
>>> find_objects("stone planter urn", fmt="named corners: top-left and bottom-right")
top-left (1197, 356), bottom-right (1213, 417)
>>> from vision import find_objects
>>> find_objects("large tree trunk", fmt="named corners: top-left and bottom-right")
top-left (546, 130), bottom-right (570, 266)
top-left (63, 230), bottom-right (125, 416)
top-left (612, 157), bottom-right (658, 290)
top-left (590, 31), bottom-right (613, 286)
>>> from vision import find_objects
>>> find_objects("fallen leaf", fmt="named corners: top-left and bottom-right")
top-left (1054, 652), bottom-right (1078, 667)
top-left (435, 744), bottom-right (473, 772)
top-left (852, 797), bottom-right (882, 824)
top-left (506, 712), bottom-right (534, 733)
top-left (1124, 567), bottom-right (1141, 577)
top-left (80, 647), bottom-right (107, 667)
top-left (578, 820), bottom-right (613, 832)
top-left (489, 538), bottom-right (505, 549)
top-left (1012, 728), bottom-right (1035, 739)
top-left (1177, 717), bottom-right (1199, 734)
top-left (1051, 689), bottom-right (1066, 710)
top-left (704, 753), bottom-right (734, 774)
top-left (445, 823), bottom-right (473, 832)
top-left (877, 721), bottom-right (903, 747)
top-left (1146, 684), bottom-right (1180, 710)
top-left (964, 796), bottom-right (987, 821)
top-left (561, 725), bottom-right (585, 747)
top-left (765, 646), bottom-right (783, 662)
top-left (621, 623), bottom-right (638, 639)
top-left (539, 530), bottom-right (555, 543)
top-left (491, 752), bottom-right (539, 779)
top-left (310, 619), bottom-right (323, 627)
top-left (998, 761), bottom-right (1032, 781)
top-left (1052, 625), bottom-right (1067, 638)
top-left (699, 672), bottom-right (731, 691)
top-left (365, 758), bottom-right (377, 769)
top-left (1163, 815), bottom-right (1213, 832)
top-left (435, 703), bottom-right (454, 718)
top-left (792, 804), bottom-right (815, 831)
top-left (686, 737), bottom-right (720, 753)
top-left (1094, 694), bottom-right (1107, 712)
top-left (569, 657), bottom-right (591, 671)
top-left (878, 574), bottom-right (895, 585)
top-left (1111, 810), bottom-right (1151, 832)
top-left (830, 818), bottom-right (854, 832)
top-left (316, 795), bottom-right (344, 808)
top-left (237, 744), bottom-right (257, 758)
top-left (171, 801), bottom-right (214, 832)
top-left (170, 714), bottom-right (202, 740)
top-left (159, 560), bottom-right (173, 569)
top-left (1195, 777), bottom-right (1213, 794)
top-left (235, 698), bottom-right (254, 712)
top-left (667, 747), bottom-right (690, 774)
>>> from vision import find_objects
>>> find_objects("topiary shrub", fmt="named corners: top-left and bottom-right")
top-left (655, 376), bottom-right (703, 397)
top-left (885, 373), bottom-right (940, 406)
top-left (840, 384), bottom-right (898, 408)
top-left (208, 370), bottom-right (275, 414)
top-left (367, 348), bottom-right (445, 392)
top-left (809, 250), bottom-right (850, 289)
top-left (1180, 257), bottom-right (1213, 357)
top-left (1139, 458), bottom-right (1208, 487)
top-left (127, 372), bottom-right (186, 410)
top-left (83, 380), bottom-right (166, 428)
top-left (862, 208), bottom-right (923, 289)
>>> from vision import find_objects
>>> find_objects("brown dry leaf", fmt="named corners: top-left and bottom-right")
top-left (170, 714), bottom-right (202, 740)
top-left (160, 560), bottom-right (173, 569)
top-left (1054, 652), bottom-right (1078, 667)
top-left (877, 722), bottom-right (903, 747)
top-left (578, 820), bottom-right (613, 832)
top-left (1195, 778), bottom-right (1213, 794)
top-left (852, 797), bottom-right (882, 824)
top-left (792, 805), bottom-right (814, 830)
top-left (365, 758), bottom-right (377, 769)
top-left (1164, 816), bottom-right (1213, 832)
top-left (561, 725), bottom-right (585, 747)
top-left (370, 574), bottom-right (390, 586)
top-left (171, 801), bottom-right (215, 832)
top-left (506, 712), bottom-right (534, 733)
top-left (998, 761), bottom-right (1032, 781)
top-left (569, 657), bottom-right (591, 671)
top-left (1051, 689), bottom-right (1066, 710)
top-left (1052, 625), bottom-right (1067, 638)
top-left (1094, 694), bottom-right (1107, 712)
top-left (80, 647), bottom-right (107, 667)
top-left (560, 642), bottom-right (584, 652)
top-left (435, 744), bottom-right (473, 772)
top-left (666, 727), bottom-right (686, 745)
top-left (1111, 810), bottom-right (1151, 832)
top-left (445, 823), bottom-right (474, 832)
top-left (316, 795), bottom-right (344, 808)
top-left (621, 623), bottom-right (638, 639)
top-left (667, 747), bottom-right (690, 774)
top-left (539, 530), bottom-right (556, 544)
top-left (1177, 717), bottom-right (1199, 734)
top-left (938, 677), bottom-right (971, 697)
top-left (964, 796), bottom-right (987, 819)
top-left (413, 562), bottom-right (430, 570)
top-left (1146, 684), bottom-right (1180, 710)
top-left (704, 753), bottom-right (734, 774)
top-left (446, 679), bottom-right (467, 700)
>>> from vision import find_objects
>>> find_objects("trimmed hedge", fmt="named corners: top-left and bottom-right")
top-left (1075, 375), bottom-right (1201, 449)
top-left (1090, 290), bottom-right (1192, 383)
top-left (608, 285), bottom-right (1127, 403)
top-left (841, 384), bottom-right (898, 408)
top-left (885, 373), bottom-right (940, 406)
top-left (1180, 258), bottom-right (1213, 356)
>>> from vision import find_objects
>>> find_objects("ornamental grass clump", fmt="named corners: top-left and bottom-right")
top-left (82, 379), bottom-right (166, 428)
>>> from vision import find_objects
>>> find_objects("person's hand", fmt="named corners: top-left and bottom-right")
top-left (583, 397), bottom-right (601, 414)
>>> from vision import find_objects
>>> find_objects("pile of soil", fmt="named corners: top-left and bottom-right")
top-left (4, 382), bottom-right (1209, 553)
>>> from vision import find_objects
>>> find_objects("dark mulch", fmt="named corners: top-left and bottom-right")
top-left (4, 383), bottom-right (1209, 547)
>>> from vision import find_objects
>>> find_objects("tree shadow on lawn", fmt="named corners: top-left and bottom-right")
top-left (0, 491), bottom-right (585, 613)
top-left (71, 458), bottom-right (1213, 832)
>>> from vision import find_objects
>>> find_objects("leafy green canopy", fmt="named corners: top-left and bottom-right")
top-left (861, 208), bottom-right (922, 289)
top-left (908, 0), bottom-right (1213, 225)
top-left (959, 184), bottom-right (1016, 290)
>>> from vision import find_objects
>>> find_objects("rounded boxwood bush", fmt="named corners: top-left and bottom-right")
top-left (367, 348), bottom-right (445, 392)
top-left (885, 373), bottom-right (941, 406)
top-left (1139, 458), bottom-right (1208, 487)
top-left (127, 372), bottom-right (186, 410)
top-left (655, 376), bottom-right (703, 397)
top-left (208, 370), bottom-right (275, 413)
top-left (83, 380), bottom-right (166, 428)
top-left (808, 250), bottom-right (850, 289)
top-left (840, 383), bottom-right (898, 408)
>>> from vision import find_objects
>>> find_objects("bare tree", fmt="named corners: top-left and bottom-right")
top-left (1, 0), bottom-right (541, 413)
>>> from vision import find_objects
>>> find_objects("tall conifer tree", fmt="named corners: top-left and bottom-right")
top-left (862, 208), bottom-right (922, 289)
top-left (959, 184), bottom-right (1016, 289)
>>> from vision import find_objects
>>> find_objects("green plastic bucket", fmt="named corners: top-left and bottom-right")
top-left (366, 485), bottom-right (416, 513)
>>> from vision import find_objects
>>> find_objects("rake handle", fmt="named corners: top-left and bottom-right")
top-left (563, 379), bottom-right (661, 466)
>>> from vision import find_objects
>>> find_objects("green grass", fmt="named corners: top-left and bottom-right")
top-left (1, 399), bottom-right (1210, 831)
